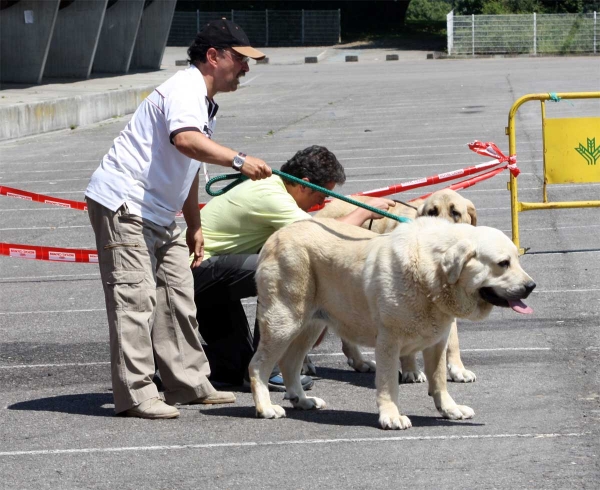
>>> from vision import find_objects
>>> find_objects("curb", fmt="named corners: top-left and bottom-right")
top-left (0, 85), bottom-right (157, 141)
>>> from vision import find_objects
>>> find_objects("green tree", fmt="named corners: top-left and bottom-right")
top-left (406, 0), bottom-right (453, 22)
top-left (453, 0), bottom-right (544, 14)
top-left (448, 0), bottom-right (595, 13)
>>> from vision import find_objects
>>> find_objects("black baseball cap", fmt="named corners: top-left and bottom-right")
top-left (196, 19), bottom-right (266, 60)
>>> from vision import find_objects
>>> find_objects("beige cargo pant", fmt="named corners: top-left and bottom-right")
top-left (87, 198), bottom-right (215, 414)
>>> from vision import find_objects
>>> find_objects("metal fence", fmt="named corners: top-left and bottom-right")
top-left (447, 11), bottom-right (598, 56)
top-left (168, 10), bottom-right (341, 47)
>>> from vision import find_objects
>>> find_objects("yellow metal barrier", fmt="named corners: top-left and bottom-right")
top-left (506, 92), bottom-right (600, 253)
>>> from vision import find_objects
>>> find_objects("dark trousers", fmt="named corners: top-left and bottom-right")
top-left (193, 254), bottom-right (260, 385)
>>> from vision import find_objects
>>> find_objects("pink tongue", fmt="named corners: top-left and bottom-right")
top-left (509, 299), bottom-right (533, 314)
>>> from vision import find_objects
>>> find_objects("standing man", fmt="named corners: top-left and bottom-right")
top-left (85, 19), bottom-right (271, 419)
top-left (192, 146), bottom-right (395, 389)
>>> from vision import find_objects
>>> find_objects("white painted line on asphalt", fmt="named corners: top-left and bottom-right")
top-left (0, 273), bottom-right (100, 281)
top-left (0, 225), bottom-right (89, 231)
top-left (1, 178), bottom-right (88, 185)
top-left (346, 182), bottom-right (600, 191)
top-left (0, 161), bottom-right (98, 169)
top-left (0, 362), bottom-right (109, 369)
top-left (309, 347), bottom-right (552, 357)
top-left (519, 225), bottom-right (600, 232)
top-left (0, 309), bottom-right (105, 316)
top-left (0, 432), bottom-right (588, 457)
top-left (0, 347), bottom-right (556, 370)
top-left (0, 208), bottom-right (71, 213)
top-left (240, 75), bottom-right (261, 87)
top-left (3, 284), bottom-right (598, 316)
top-left (0, 169), bottom-right (95, 176)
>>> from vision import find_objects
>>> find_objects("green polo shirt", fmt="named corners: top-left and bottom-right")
top-left (198, 175), bottom-right (311, 261)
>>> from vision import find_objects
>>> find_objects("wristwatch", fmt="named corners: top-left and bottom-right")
top-left (232, 152), bottom-right (246, 171)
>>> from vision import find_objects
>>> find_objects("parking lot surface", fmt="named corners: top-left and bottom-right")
top-left (0, 48), bottom-right (599, 489)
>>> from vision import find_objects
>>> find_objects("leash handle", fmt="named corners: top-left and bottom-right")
top-left (205, 173), bottom-right (249, 196)
top-left (205, 169), bottom-right (411, 224)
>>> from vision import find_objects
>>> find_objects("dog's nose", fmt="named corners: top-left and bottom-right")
top-left (524, 281), bottom-right (536, 296)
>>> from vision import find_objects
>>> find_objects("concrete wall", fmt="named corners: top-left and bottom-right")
top-left (130, 0), bottom-right (177, 70)
top-left (44, 0), bottom-right (108, 79)
top-left (0, 0), bottom-right (60, 84)
top-left (93, 0), bottom-right (145, 74)
top-left (0, 85), bottom-right (156, 141)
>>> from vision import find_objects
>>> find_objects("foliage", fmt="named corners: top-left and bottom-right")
top-left (406, 0), bottom-right (599, 15)
top-left (406, 0), bottom-right (452, 22)
top-left (453, 0), bottom-right (544, 14)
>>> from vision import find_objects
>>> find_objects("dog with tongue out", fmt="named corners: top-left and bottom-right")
top-left (250, 217), bottom-right (536, 430)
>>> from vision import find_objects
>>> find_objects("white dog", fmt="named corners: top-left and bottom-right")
top-left (313, 188), bottom-right (479, 383)
top-left (249, 217), bottom-right (535, 430)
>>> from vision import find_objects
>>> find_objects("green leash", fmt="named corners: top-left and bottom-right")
top-left (205, 169), bottom-right (411, 224)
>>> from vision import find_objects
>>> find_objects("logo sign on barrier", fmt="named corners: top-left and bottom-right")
top-left (9, 248), bottom-right (36, 259)
top-left (49, 251), bottom-right (76, 262)
top-left (544, 117), bottom-right (600, 184)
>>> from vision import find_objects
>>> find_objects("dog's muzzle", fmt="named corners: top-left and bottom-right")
top-left (479, 281), bottom-right (536, 314)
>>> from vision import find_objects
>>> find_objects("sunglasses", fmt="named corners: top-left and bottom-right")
top-left (224, 49), bottom-right (249, 64)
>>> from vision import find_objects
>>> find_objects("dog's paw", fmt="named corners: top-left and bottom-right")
top-left (256, 404), bottom-right (286, 419)
top-left (439, 404), bottom-right (474, 420)
top-left (302, 355), bottom-right (317, 376)
top-left (291, 396), bottom-right (326, 411)
top-left (400, 370), bottom-right (427, 383)
top-left (347, 358), bottom-right (376, 373)
top-left (379, 414), bottom-right (412, 430)
top-left (447, 363), bottom-right (476, 383)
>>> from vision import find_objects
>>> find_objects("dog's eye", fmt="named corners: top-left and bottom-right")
top-left (427, 207), bottom-right (438, 216)
top-left (498, 260), bottom-right (510, 268)
top-left (451, 210), bottom-right (462, 220)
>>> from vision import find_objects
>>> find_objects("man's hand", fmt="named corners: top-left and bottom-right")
top-left (240, 155), bottom-right (272, 180)
top-left (335, 198), bottom-right (396, 227)
top-left (363, 197), bottom-right (396, 220)
top-left (187, 226), bottom-right (205, 268)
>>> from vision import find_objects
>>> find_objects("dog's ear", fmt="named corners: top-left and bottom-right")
top-left (442, 239), bottom-right (477, 284)
top-left (466, 200), bottom-right (477, 226)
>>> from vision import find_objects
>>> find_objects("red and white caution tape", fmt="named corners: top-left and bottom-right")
top-left (0, 185), bottom-right (88, 211)
top-left (467, 140), bottom-right (519, 177)
top-left (416, 165), bottom-right (508, 200)
top-left (0, 185), bottom-right (207, 213)
top-left (307, 141), bottom-right (517, 211)
top-left (1, 141), bottom-right (517, 262)
top-left (0, 242), bottom-right (98, 263)
top-left (0, 141), bottom-right (519, 214)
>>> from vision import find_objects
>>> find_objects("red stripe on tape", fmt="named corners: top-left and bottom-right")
top-left (1, 185), bottom-right (207, 213)
top-left (0, 243), bottom-right (98, 263)
top-left (0, 185), bottom-right (88, 211)
top-left (353, 159), bottom-right (503, 199)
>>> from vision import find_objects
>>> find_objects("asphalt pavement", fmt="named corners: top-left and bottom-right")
top-left (0, 47), bottom-right (599, 489)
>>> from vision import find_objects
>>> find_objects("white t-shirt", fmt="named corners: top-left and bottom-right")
top-left (85, 65), bottom-right (217, 226)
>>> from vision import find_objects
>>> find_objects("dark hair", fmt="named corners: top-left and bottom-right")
top-left (280, 146), bottom-right (346, 188)
top-left (187, 37), bottom-right (212, 65)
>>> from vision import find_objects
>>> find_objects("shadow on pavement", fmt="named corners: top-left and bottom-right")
top-left (200, 406), bottom-right (485, 429)
top-left (312, 366), bottom-right (376, 388)
top-left (7, 392), bottom-right (114, 417)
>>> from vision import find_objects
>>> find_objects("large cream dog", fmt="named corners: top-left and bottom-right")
top-left (313, 188), bottom-right (478, 383)
top-left (249, 217), bottom-right (535, 430)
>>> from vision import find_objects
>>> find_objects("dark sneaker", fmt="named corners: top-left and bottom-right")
top-left (243, 373), bottom-right (314, 392)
